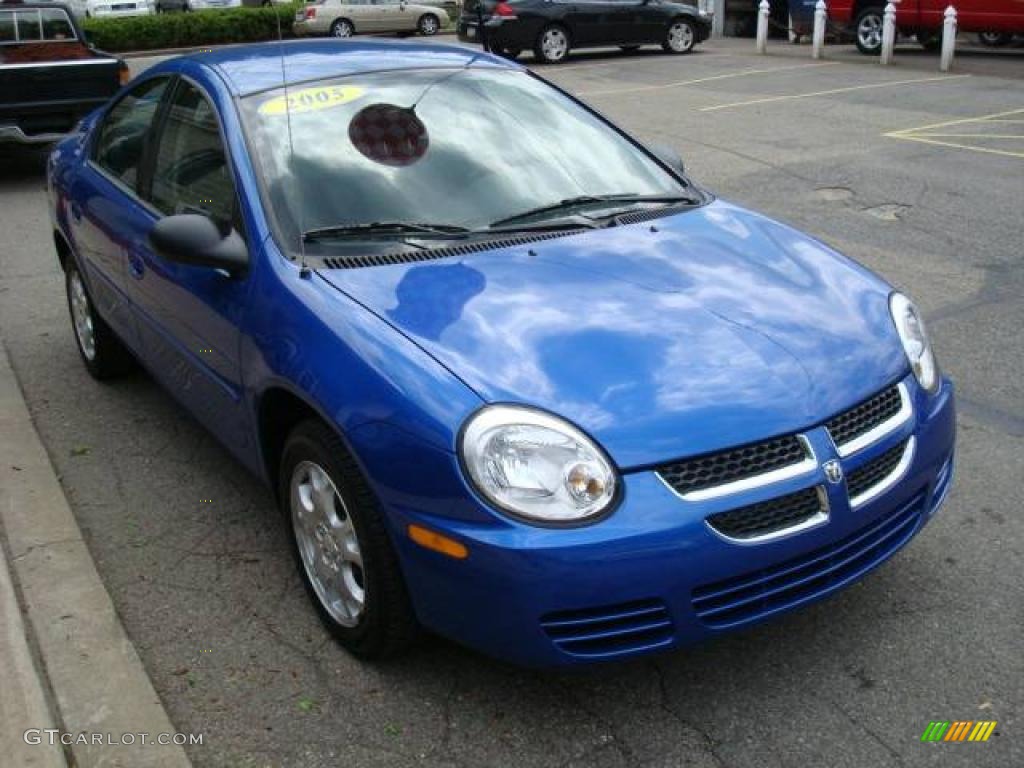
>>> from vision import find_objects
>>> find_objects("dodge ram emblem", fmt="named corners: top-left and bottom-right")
top-left (823, 460), bottom-right (843, 484)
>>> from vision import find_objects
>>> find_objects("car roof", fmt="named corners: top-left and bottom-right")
top-left (170, 39), bottom-right (520, 97)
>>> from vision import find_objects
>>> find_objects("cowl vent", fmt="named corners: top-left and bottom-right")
top-left (317, 229), bottom-right (587, 270)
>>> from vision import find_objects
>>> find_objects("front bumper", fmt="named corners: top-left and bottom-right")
top-left (386, 374), bottom-right (955, 667)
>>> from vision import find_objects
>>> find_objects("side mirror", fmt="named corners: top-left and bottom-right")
top-left (650, 142), bottom-right (685, 176)
top-left (149, 214), bottom-right (248, 276)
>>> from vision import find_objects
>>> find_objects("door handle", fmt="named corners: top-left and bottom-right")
top-left (128, 251), bottom-right (145, 279)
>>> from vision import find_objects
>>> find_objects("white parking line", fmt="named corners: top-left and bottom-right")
top-left (579, 61), bottom-right (838, 97)
top-left (700, 74), bottom-right (971, 112)
top-left (538, 51), bottom-right (736, 74)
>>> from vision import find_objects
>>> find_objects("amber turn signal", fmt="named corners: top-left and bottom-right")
top-left (408, 524), bottom-right (468, 560)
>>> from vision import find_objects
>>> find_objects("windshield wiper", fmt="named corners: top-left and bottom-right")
top-left (489, 193), bottom-right (699, 228)
top-left (302, 221), bottom-right (472, 242)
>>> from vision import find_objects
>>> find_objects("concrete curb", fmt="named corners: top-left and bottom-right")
top-left (0, 342), bottom-right (191, 768)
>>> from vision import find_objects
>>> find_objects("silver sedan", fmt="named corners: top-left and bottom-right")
top-left (294, 0), bottom-right (449, 38)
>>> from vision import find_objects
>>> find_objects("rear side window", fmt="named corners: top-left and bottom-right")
top-left (149, 81), bottom-right (237, 229)
top-left (0, 9), bottom-right (76, 42)
top-left (93, 77), bottom-right (170, 193)
top-left (40, 9), bottom-right (76, 41)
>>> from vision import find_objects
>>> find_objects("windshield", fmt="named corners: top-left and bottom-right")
top-left (239, 67), bottom-right (693, 251)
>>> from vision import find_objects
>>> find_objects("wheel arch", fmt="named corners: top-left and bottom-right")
top-left (53, 228), bottom-right (73, 273)
top-left (257, 385), bottom-right (338, 495)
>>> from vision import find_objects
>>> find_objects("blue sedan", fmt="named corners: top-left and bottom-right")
top-left (47, 40), bottom-right (956, 667)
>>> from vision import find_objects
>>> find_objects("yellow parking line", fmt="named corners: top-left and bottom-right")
top-left (700, 74), bottom-right (971, 112)
top-left (887, 107), bottom-right (1024, 135)
top-left (885, 133), bottom-right (1024, 159)
top-left (580, 62), bottom-right (838, 97)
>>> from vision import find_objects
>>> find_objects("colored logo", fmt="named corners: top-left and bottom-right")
top-left (822, 459), bottom-right (843, 484)
top-left (921, 721), bottom-right (997, 742)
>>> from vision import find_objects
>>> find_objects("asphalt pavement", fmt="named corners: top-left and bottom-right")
top-left (0, 37), bottom-right (1021, 768)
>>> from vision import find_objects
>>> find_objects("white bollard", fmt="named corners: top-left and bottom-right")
top-left (940, 5), bottom-right (957, 71)
top-left (812, 0), bottom-right (827, 59)
top-left (756, 0), bottom-right (770, 54)
top-left (880, 2), bottom-right (896, 65)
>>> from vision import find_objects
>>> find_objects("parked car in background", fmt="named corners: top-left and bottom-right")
top-left (829, 0), bottom-right (1024, 54)
top-left (294, 0), bottom-right (448, 38)
top-left (86, 0), bottom-right (154, 17)
top-left (186, 0), bottom-right (242, 9)
top-left (1, 2), bottom-right (127, 144)
top-left (457, 0), bottom-right (711, 64)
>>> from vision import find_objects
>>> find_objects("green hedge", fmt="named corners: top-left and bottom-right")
top-left (83, 5), bottom-right (302, 53)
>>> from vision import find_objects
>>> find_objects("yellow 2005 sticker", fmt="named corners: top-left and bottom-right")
top-left (259, 85), bottom-right (365, 116)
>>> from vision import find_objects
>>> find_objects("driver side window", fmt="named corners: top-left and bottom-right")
top-left (149, 81), bottom-right (238, 231)
top-left (93, 77), bottom-right (170, 192)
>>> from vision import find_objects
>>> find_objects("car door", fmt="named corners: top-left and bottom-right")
top-left (633, 0), bottom-right (669, 42)
top-left (70, 75), bottom-right (171, 352)
top-left (570, 0), bottom-right (629, 45)
top-left (349, 0), bottom-right (384, 31)
top-left (129, 77), bottom-right (252, 451)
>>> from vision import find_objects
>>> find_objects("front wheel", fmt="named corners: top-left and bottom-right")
top-left (534, 25), bottom-right (570, 64)
top-left (417, 13), bottom-right (439, 36)
top-left (330, 18), bottom-right (354, 37)
top-left (65, 261), bottom-right (133, 380)
top-left (978, 31), bottom-right (1012, 46)
top-left (854, 7), bottom-right (884, 54)
top-left (280, 420), bottom-right (418, 659)
top-left (662, 19), bottom-right (696, 54)
top-left (917, 30), bottom-right (941, 51)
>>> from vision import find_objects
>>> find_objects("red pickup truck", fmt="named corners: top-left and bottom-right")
top-left (828, 0), bottom-right (1024, 54)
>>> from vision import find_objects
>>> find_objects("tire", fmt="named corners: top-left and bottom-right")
top-left (917, 30), bottom-right (940, 51)
top-left (978, 31), bottom-right (1012, 46)
top-left (496, 46), bottom-right (522, 60)
top-left (534, 24), bottom-right (570, 64)
top-left (280, 420), bottom-right (418, 659)
top-left (65, 260), bottom-right (134, 380)
top-left (417, 13), bottom-right (440, 36)
top-left (662, 19), bottom-right (696, 54)
top-left (330, 18), bottom-right (354, 37)
top-left (854, 7), bottom-right (884, 54)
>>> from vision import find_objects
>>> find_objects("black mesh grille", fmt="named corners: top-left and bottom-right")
top-left (318, 229), bottom-right (586, 270)
top-left (706, 486), bottom-right (824, 539)
top-left (826, 385), bottom-right (902, 448)
top-left (847, 440), bottom-right (908, 499)
top-left (657, 435), bottom-right (807, 497)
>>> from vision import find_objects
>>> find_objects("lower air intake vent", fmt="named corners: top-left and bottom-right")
top-left (692, 492), bottom-right (924, 628)
top-left (540, 599), bottom-right (674, 658)
top-left (706, 486), bottom-right (825, 540)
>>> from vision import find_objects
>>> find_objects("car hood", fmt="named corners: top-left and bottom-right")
top-left (316, 200), bottom-right (908, 469)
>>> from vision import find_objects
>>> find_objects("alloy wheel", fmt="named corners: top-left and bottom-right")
top-left (419, 14), bottom-right (438, 35)
top-left (858, 13), bottom-right (883, 51)
top-left (540, 27), bottom-right (569, 62)
top-left (332, 20), bottom-right (353, 37)
top-left (69, 270), bottom-right (96, 361)
top-left (667, 21), bottom-right (694, 52)
top-left (290, 461), bottom-right (366, 627)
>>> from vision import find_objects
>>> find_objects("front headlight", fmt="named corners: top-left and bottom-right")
top-left (460, 406), bottom-right (618, 524)
top-left (890, 292), bottom-right (939, 394)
